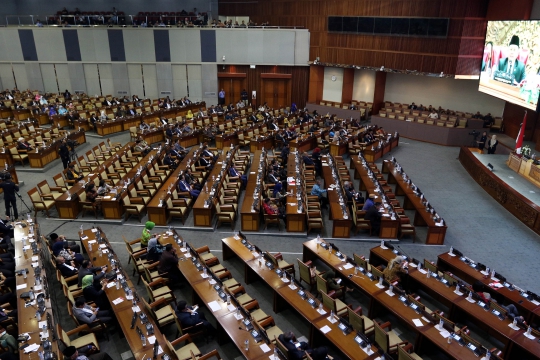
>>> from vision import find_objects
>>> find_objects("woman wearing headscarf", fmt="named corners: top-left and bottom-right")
top-left (186, 110), bottom-right (194, 119)
top-left (82, 274), bottom-right (110, 310)
top-left (141, 221), bottom-right (155, 248)
top-left (487, 135), bottom-right (498, 154)
top-left (382, 255), bottom-right (408, 282)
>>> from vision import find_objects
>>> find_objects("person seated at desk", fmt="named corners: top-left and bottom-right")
top-left (85, 183), bottom-right (101, 211)
top-left (158, 244), bottom-right (183, 288)
top-left (197, 155), bottom-right (213, 171)
top-left (229, 163), bottom-right (247, 188)
top-left (382, 255), bottom-right (408, 283)
top-left (278, 331), bottom-right (313, 359)
top-left (0, 326), bottom-right (17, 354)
top-left (362, 194), bottom-right (376, 211)
top-left (163, 151), bottom-right (178, 170)
top-left (178, 175), bottom-right (200, 200)
top-left (81, 274), bottom-right (111, 310)
top-left (186, 110), bottom-right (194, 120)
top-left (56, 255), bottom-right (78, 277)
top-left (50, 232), bottom-right (81, 254)
top-left (62, 344), bottom-right (113, 360)
top-left (78, 260), bottom-right (107, 287)
top-left (52, 234), bottom-right (84, 266)
top-left (73, 297), bottom-right (113, 326)
top-left (58, 105), bottom-right (67, 115)
top-left (97, 179), bottom-right (112, 196)
top-left (134, 139), bottom-right (151, 155)
top-left (203, 125), bottom-right (216, 143)
top-left (262, 197), bottom-right (286, 219)
top-left (364, 200), bottom-right (382, 235)
top-left (175, 300), bottom-right (215, 338)
top-left (202, 146), bottom-right (218, 161)
top-left (428, 110), bottom-right (439, 119)
top-left (16, 138), bottom-right (32, 151)
top-left (323, 270), bottom-right (353, 297)
top-left (139, 120), bottom-right (150, 131)
top-left (471, 280), bottom-right (526, 324)
top-left (185, 168), bottom-right (202, 190)
top-left (483, 113), bottom-right (494, 128)
top-left (311, 180), bottom-right (328, 209)
top-left (344, 181), bottom-right (364, 204)
top-left (66, 164), bottom-right (84, 182)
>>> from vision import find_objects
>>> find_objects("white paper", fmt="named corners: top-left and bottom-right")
top-left (23, 245), bottom-right (31, 250)
top-left (180, 247), bottom-right (188, 252)
top-left (31, 256), bottom-right (39, 261)
top-left (31, 262), bottom-right (39, 267)
top-left (508, 323), bottom-right (520, 330)
top-left (234, 313), bottom-right (244, 320)
top-left (466, 297), bottom-right (476, 303)
top-left (208, 301), bottom-right (221, 312)
top-left (38, 321), bottom-right (47, 328)
top-left (132, 306), bottom-right (141, 312)
top-left (409, 263), bottom-right (417, 268)
top-left (439, 330), bottom-right (450, 338)
top-left (107, 282), bottom-right (116, 288)
top-left (209, 279), bottom-right (217, 285)
top-left (158, 346), bottom-right (163, 355)
top-left (81, 236), bottom-right (88, 240)
top-left (281, 277), bottom-right (290, 283)
top-left (532, 300), bottom-right (540, 306)
top-left (201, 273), bottom-right (209, 278)
top-left (16, 284), bottom-right (27, 290)
top-left (317, 308), bottom-right (327, 315)
top-left (269, 355), bottom-right (279, 360)
top-left (103, 196), bottom-right (111, 199)
top-left (41, 330), bottom-right (49, 338)
top-left (380, 245), bottom-right (388, 250)
top-left (88, 240), bottom-right (97, 244)
top-left (418, 269), bottom-right (427, 274)
top-left (112, 297), bottom-right (124, 305)
top-left (375, 283), bottom-right (385, 289)
top-left (421, 317), bottom-right (430, 323)
top-left (320, 325), bottom-right (332, 334)
top-left (361, 346), bottom-right (374, 355)
top-left (227, 304), bottom-right (236, 311)
top-left (260, 344), bottom-right (271, 353)
top-left (34, 285), bottom-right (42, 291)
top-left (148, 335), bottom-right (156, 344)
top-left (288, 284), bottom-right (297, 290)
top-left (448, 252), bottom-right (456, 257)
top-left (99, 244), bottom-right (107, 248)
top-left (343, 263), bottom-right (354, 270)
top-left (385, 290), bottom-right (395, 297)
top-left (126, 295), bottom-right (133, 300)
top-left (412, 319), bottom-right (423, 327)
top-left (184, 253), bottom-right (191, 258)
top-left (24, 343), bottom-right (40, 353)
top-left (524, 333), bottom-right (537, 340)
top-left (454, 290), bottom-right (463, 296)
top-left (91, 229), bottom-right (98, 233)
top-left (327, 315), bottom-right (338, 324)
top-left (480, 270), bottom-right (489, 276)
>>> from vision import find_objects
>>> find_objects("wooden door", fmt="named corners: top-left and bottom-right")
top-left (262, 79), bottom-right (290, 109)
top-left (218, 78), bottom-right (244, 106)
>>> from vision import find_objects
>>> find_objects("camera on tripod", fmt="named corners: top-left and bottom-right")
top-left (468, 130), bottom-right (479, 137)
top-left (0, 171), bottom-right (11, 181)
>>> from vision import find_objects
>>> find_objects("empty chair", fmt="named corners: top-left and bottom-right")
top-left (374, 321), bottom-right (407, 355)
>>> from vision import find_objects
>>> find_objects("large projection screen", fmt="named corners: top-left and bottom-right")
top-left (479, 21), bottom-right (540, 111)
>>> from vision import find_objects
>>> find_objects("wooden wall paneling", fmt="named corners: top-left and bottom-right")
top-left (372, 71), bottom-right (386, 114)
top-left (341, 68), bottom-right (354, 104)
top-left (502, 102), bottom-right (537, 141)
top-left (486, 0), bottom-right (533, 20)
top-left (308, 65), bottom-right (323, 104)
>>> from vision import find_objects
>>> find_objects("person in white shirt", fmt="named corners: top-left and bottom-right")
top-left (428, 110), bottom-right (438, 119)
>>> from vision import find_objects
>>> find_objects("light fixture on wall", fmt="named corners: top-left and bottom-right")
top-left (222, 55), bottom-right (226, 70)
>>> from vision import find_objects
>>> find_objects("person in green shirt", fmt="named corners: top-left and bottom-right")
top-left (141, 221), bottom-right (155, 247)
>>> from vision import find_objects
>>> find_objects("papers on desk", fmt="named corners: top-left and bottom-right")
top-left (421, 317), bottom-right (430, 324)
top-left (208, 301), bottom-right (221, 312)
top-left (480, 270), bottom-right (489, 276)
top-left (156, 346), bottom-right (164, 355)
top-left (466, 297), bottom-right (476, 303)
top-left (269, 355), bottom-right (279, 360)
top-left (439, 329), bottom-right (451, 338)
top-left (532, 300), bottom-right (540, 306)
top-left (250, 172), bottom-right (256, 174)
top-left (489, 282), bottom-right (503, 289)
top-left (234, 313), bottom-right (243, 320)
top-left (209, 279), bottom-right (217, 285)
top-left (126, 295), bottom-right (134, 300)
top-left (23, 245), bottom-right (31, 250)
top-left (317, 308), bottom-right (327, 315)
top-left (201, 273), bottom-right (209, 279)
top-left (166, 231), bottom-right (173, 236)
top-left (29, 238), bottom-right (35, 243)
top-left (88, 240), bottom-right (97, 244)
top-left (412, 319), bottom-right (424, 327)
top-left (448, 252), bottom-right (456, 257)
top-left (180, 247), bottom-right (188, 252)
top-left (281, 277), bottom-right (290, 283)
top-left (454, 289), bottom-right (464, 296)
top-left (31, 256), bottom-right (39, 262)
top-left (288, 284), bottom-right (297, 290)
top-left (31, 262), bottom-right (39, 268)
top-left (103, 196), bottom-right (111, 199)
top-left (508, 323), bottom-right (520, 330)
top-left (435, 222), bottom-right (444, 227)
top-left (375, 283), bottom-right (385, 289)
top-left (260, 344), bottom-right (271, 353)
top-left (132, 306), bottom-right (141, 312)
top-left (41, 330), bottom-right (49, 338)
top-left (252, 252), bottom-right (259, 258)
top-left (16, 284), bottom-right (27, 290)
top-left (380, 245), bottom-right (388, 250)
top-left (327, 315), bottom-right (338, 324)
top-left (112, 297), bottom-right (124, 305)
top-left (227, 304), bottom-right (236, 312)
top-left (91, 228), bottom-right (98, 232)
top-left (382, 214), bottom-right (390, 217)
top-left (34, 285), bottom-right (42, 291)
top-left (38, 320), bottom-right (47, 328)
top-left (102, 249), bottom-right (109, 254)
top-left (81, 235), bottom-right (88, 240)
top-left (184, 253), bottom-right (192, 258)
top-left (24, 343), bottom-right (40, 353)
top-left (360, 345), bottom-right (375, 356)
top-left (385, 290), bottom-right (395, 297)
top-left (148, 335), bottom-right (156, 344)
top-left (343, 263), bottom-right (354, 270)
top-left (417, 268), bottom-right (427, 275)
top-left (107, 282), bottom-right (116, 288)
top-left (99, 244), bottom-right (107, 248)
top-left (320, 325), bottom-right (332, 334)
top-left (409, 263), bottom-right (417, 268)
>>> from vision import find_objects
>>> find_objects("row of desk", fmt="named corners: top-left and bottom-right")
top-left (368, 245), bottom-right (540, 359)
top-left (241, 150), bottom-right (265, 232)
top-left (221, 236), bottom-right (380, 360)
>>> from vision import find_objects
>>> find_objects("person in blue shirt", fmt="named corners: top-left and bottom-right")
top-left (362, 194), bottom-right (376, 211)
top-left (311, 180), bottom-right (328, 209)
top-left (178, 175), bottom-right (200, 199)
top-left (229, 163), bottom-right (247, 188)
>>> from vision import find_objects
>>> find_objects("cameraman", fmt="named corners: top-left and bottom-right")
top-left (59, 138), bottom-right (70, 169)
top-left (0, 174), bottom-right (18, 221)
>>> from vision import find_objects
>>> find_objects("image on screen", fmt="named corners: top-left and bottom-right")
top-left (479, 21), bottom-right (540, 110)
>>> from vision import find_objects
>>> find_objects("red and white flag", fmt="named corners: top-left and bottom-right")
top-left (515, 111), bottom-right (527, 154)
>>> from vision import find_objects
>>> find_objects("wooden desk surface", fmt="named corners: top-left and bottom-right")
top-left (15, 221), bottom-right (60, 359)
top-left (275, 284), bottom-right (326, 324)
top-left (222, 236), bottom-right (258, 263)
top-left (320, 156), bottom-right (351, 238)
top-left (79, 228), bottom-right (174, 358)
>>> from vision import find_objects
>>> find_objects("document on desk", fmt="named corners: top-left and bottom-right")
top-left (16, 284), bottom-right (27, 290)
top-left (260, 344), bottom-right (271, 353)
top-left (417, 268), bottom-right (427, 274)
top-left (148, 335), bottom-right (156, 344)
top-left (208, 301), bottom-right (221, 312)
top-left (88, 240), bottom-right (97, 244)
top-left (227, 304), bottom-right (236, 311)
top-left (320, 325), bottom-right (332, 334)
top-left (508, 323), bottom-right (520, 330)
top-left (24, 343), bottom-right (40, 353)
top-left (524, 332), bottom-right (537, 340)
top-left (439, 329), bottom-right (450, 338)
top-left (112, 297), bottom-right (124, 305)
top-left (343, 263), bottom-right (354, 270)
top-left (317, 308), bottom-right (327, 315)
top-left (412, 319), bottom-right (424, 327)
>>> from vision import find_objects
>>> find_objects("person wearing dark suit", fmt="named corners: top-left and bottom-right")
top-left (0, 175), bottom-right (18, 220)
top-left (278, 331), bottom-right (311, 359)
top-left (56, 255), bottom-right (78, 278)
top-left (197, 156), bottom-right (213, 171)
top-left (365, 201), bottom-right (382, 235)
top-left (202, 147), bottom-right (218, 161)
top-left (78, 260), bottom-right (107, 287)
top-left (59, 138), bottom-right (70, 169)
top-left (66, 164), bottom-right (83, 182)
top-left (104, 99), bottom-right (112, 107)
top-left (497, 35), bottom-right (526, 85)
top-left (163, 152), bottom-right (178, 170)
top-left (229, 164), bottom-right (247, 187)
top-left (280, 144), bottom-right (290, 165)
top-left (178, 175), bottom-right (200, 199)
top-left (185, 169), bottom-right (202, 190)
top-left (73, 298), bottom-right (113, 326)
top-left (0, 219), bottom-right (13, 239)
top-left (175, 300), bottom-right (215, 335)
top-left (157, 244), bottom-right (182, 287)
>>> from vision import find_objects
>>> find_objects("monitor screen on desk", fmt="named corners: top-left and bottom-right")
top-left (479, 21), bottom-right (540, 110)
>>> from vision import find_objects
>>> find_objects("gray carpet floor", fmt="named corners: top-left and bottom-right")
top-left (14, 127), bottom-right (540, 360)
